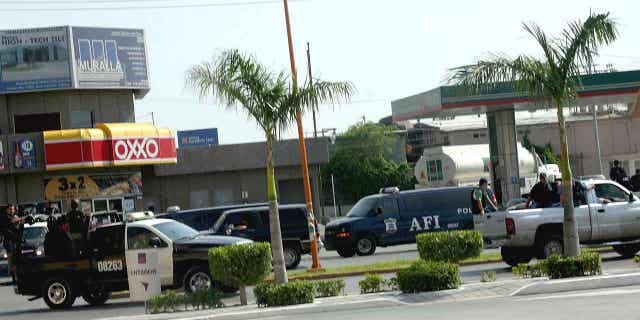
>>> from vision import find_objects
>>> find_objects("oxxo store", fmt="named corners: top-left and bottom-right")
top-left (0, 26), bottom-right (176, 215)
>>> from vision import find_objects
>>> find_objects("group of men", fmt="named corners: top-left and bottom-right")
top-left (610, 160), bottom-right (640, 192)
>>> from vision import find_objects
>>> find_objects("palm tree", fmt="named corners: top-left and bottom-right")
top-left (186, 49), bottom-right (354, 285)
top-left (449, 12), bottom-right (618, 257)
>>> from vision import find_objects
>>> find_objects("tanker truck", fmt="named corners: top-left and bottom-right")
top-left (413, 143), bottom-right (560, 195)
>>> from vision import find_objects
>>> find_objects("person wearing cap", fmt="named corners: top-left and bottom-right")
top-left (472, 178), bottom-right (498, 215)
top-left (526, 173), bottom-right (555, 208)
top-left (609, 160), bottom-right (628, 185)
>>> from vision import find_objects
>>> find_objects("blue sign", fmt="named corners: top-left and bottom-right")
top-left (0, 27), bottom-right (72, 94)
top-left (178, 129), bottom-right (219, 148)
top-left (14, 139), bottom-right (36, 169)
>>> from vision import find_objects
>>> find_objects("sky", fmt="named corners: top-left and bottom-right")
top-left (1, 0), bottom-right (639, 144)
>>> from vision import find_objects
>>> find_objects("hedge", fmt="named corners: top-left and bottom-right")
top-left (416, 230), bottom-right (483, 263)
top-left (358, 273), bottom-right (398, 294)
top-left (513, 253), bottom-right (602, 279)
top-left (254, 281), bottom-right (315, 307)
top-left (314, 279), bottom-right (345, 298)
top-left (146, 288), bottom-right (223, 314)
top-left (396, 260), bottom-right (460, 293)
top-left (209, 242), bottom-right (272, 305)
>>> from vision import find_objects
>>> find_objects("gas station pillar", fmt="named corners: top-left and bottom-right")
top-left (487, 108), bottom-right (521, 205)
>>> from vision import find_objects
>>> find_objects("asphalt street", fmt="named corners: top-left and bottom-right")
top-left (0, 249), bottom-right (637, 320)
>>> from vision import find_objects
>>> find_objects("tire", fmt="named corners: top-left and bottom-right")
top-left (538, 235), bottom-right (563, 259)
top-left (184, 267), bottom-right (212, 293)
top-left (501, 246), bottom-right (532, 267)
top-left (42, 278), bottom-right (76, 309)
top-left (613, 244), bottom-right (640, 258)
top-left (283, 246), bottom-right (301, 269)
top-left (336, 246), bottom-right (356, 258)
top-left (82, 289), bottom-right (110, 306)
top-left (355, 236), bottom-right (377, 256)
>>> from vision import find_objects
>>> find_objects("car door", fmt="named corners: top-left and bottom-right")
top-left (369, 197), bottom-right (402, 245)
top-left (90, 225), bottom-right (127, 289)
top-left (591, 183), bottom-right (640, 240)
top-left (126, 226), bottom-right (173, 286)
top-left (223, 211), bottom-right (263, 241)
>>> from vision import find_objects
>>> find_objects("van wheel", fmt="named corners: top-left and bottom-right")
top-left (501, 246), bottom-right (532, 267)
top-left (284, 246), bottom-right (301, 269)
top-left (613, 244), bottom-right (640, 258)
top-left (336, 247), bottom-right (355, 258)
top-left (82, 288), bottom-right (110, 306)
top-left (355, 236), bottom-right (377, 256)
top-left (42, 278), bottom-right (76, 309)
top-left (185, 267), bottom-right (212, 293)
top-left (538, 235), bottom-right (563, 259)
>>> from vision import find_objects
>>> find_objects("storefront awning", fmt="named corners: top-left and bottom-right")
top-left (44, 123), bottom-right (177, 171)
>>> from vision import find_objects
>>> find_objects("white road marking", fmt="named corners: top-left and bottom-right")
top-left (515, 287), bottom-right (640, 302)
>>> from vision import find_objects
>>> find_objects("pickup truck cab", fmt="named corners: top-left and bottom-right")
top-left (477, 179), bottom-right (640, 266)
top-left (14, 217), bottom-right (251, 309)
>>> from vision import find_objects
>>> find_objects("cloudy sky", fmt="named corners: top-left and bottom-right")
top-left (2, 0), bottom-right (638, 143)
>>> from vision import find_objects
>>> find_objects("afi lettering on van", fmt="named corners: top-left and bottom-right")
top-left (409, 215), bottom-right (441, 232)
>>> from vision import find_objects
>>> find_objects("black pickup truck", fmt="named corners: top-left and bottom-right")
top-left (13, 217), bottom-right (251, 309)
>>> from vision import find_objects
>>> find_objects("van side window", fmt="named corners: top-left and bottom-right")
top-left (381, 198), bottom-right (399, 216)
top-left (403, 194), bottom-right (423, 214)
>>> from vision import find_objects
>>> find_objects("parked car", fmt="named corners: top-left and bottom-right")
top-left (20, 222), bottom-right (48, 257)
top-left (159, 203), bottom-right (267, 232)
top-left (324, 186), bottom-right (476, 258)
top-left (477, 179), bottom-right (640, 266)
top-left (209, 204), bottom-right (315, 269)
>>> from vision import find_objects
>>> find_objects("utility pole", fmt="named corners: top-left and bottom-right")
top-left (282, 0), bottom-right (321, 270)
top-left (306, 42), bottom-right (317, 138)
top-left (588, 63), bottom-right (603, 175)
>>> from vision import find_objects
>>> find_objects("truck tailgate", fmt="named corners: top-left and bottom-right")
top-left (473, 211), bottom-right (508, 248)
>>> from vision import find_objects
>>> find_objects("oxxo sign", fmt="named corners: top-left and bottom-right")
top-left (114, 138), bottom-right (160, 161)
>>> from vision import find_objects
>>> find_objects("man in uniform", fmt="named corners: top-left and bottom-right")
top-left (526, 173), bottom-right (555, 208)
top-left (67, 199), bottom-right (88, 256)
top-left (0, 205), bottom-right (21, 282)
top-left (472, 178), bottom-right (498, 216)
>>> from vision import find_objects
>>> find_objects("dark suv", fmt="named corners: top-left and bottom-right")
top-left (210, 204), bottom-right (312, 269)
top-left (159, 203), bottom-right (267, 232)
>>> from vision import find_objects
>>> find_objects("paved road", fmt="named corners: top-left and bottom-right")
top-left (281, 285), bottom-right (640, 320)
top-left (0, 251), bottom-right (636, 320)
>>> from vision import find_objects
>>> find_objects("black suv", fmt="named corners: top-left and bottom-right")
top-left (159, 203), bottom-right (267, 232)
top-left (210, 204), bottom-right (312, 269)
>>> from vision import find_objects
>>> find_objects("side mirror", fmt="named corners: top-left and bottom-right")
top-left (149, 236), bottom-right (163, 248)
top-left (225, 224), bottom-right (234, 236)
top-left (630, 193), bottom-right (636, 203)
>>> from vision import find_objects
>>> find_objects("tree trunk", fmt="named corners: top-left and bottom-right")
top-left (555, 99), bottom-right (580, 257)
top-left (239, 284), bottom-right (247, 306)
top-left (266, 136), bottom-right (288, 284)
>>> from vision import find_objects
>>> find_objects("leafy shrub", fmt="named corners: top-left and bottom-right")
top-left (359, 273), bottom-right (385, 294)
top-left (513, 253), bottom-right (602, 279)
top-left (481, 271), bottom-right (496, 282)
top-left (634, 255), bottom-right (640, 263)
top-left (385, 277), bottom-right (399, 291)
top-left (254, 281), bottom-right (315, 307)
top-left (145, 288), bottom-right (223, 314)
top-left (209, 242), bottom-right (272, 305)
top-left (396, 260), bottom-right (460, 293)
top-left (416, 230), bottom-right (483, 263)
top-left (544, 253), bottom-right (602, 279)
top-left (314, 279), bottom-right (345, 297)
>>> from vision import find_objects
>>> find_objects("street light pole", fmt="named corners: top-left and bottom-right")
top-left (282, 0), bottom-right (321, 270)
top-left (593, 105), bottom-right (603, 175)
top-left (307, 42), bottom-right (318, 138)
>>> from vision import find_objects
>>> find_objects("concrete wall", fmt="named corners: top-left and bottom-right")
top-left (0, 90), bottom-right (134, 134)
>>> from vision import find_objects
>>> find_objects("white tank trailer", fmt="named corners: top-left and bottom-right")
top-left (414, 143), bottom-right (560, 195)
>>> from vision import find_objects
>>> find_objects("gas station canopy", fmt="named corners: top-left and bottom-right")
top-left (392, 70), bottom-right (640, 121)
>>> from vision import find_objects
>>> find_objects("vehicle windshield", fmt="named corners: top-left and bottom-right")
top-left (347, 197), bottom-right (378, 218)
top-left (153, 221), bottom-right (199, 241)
top-left (23, 227), bottom-right (47, 243)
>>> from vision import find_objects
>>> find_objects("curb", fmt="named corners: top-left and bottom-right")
top-left (511, 272), bottom-right (640, 296)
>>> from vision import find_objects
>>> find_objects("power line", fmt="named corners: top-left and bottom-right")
top-left (0, 0), bottom-right (307, 11)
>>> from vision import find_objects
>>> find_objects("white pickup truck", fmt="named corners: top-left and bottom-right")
top-left (475, 179), bottom-right (640, 266)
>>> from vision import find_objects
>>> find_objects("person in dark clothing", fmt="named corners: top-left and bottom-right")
top-left (67, 199), bottom-right (88, 256)
top-left (526, 173), bottom-right (555, 208)
top-left (610, 160), bottom-right (628, 184)
top-left (0, 204), bottom-right (22, 282)
top-left (630, 169), bottom-right (640, 192)
top-left (472, 178), bottom-right (498, 215)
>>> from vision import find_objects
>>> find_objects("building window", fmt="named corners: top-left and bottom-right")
top-left (427, 160), bottom-right (443, 182)
top-left (634, 160), bottom-right (640, 175)
top-left (480, 133), bottom-right (487, 138)
top-left (473, 133), bottom-right (479, 139)
top-left (70, 110), bottom-right (94, 128)
top-left (14, 113), bottom-right (61, 134)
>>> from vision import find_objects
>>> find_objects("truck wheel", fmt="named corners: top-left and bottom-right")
top-left (82, 289), bottom-right (110, 306)
top-left (184, 267), bottom-right (212, 293)
top-left (355, 236), bottom-right (377, 256)
top-left (501, 246), bottom-right (532, 267)
top-left (284, 246), bottom-right (301, 269)
top-left (42, 278), bottom-right (76, 309)
top-left (336, 246), bottom-right (356, 258)
top-left (613, 244), bottom-right (640, 258)
top-left (539, 235), bottom-right (563, 259)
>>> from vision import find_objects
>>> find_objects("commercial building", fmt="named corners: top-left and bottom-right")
top-left (0, 26), bottom-right (177, 215)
